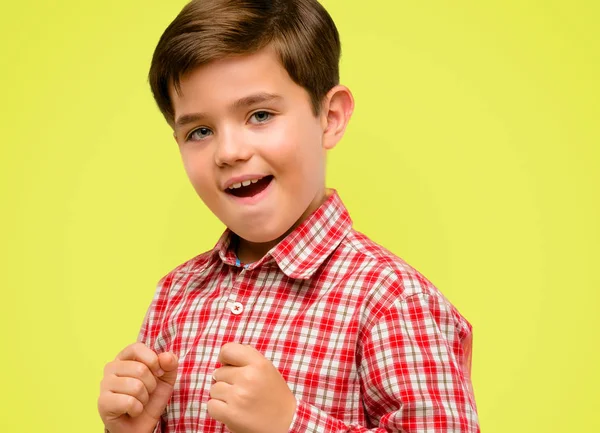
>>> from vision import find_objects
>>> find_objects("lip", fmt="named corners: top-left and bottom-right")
top-left (222, 174), bottom-right (270, 191)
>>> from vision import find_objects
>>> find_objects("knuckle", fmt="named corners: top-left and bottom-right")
top-left (128, 342), bottom-right (143, 357)
top-left (126, 395), bottom-right (138, 411)
top-left (234, 385), bottom-right (251, 402)
top-left (97, 394), bottom-right (108, 413)
top-left (242, 367), bottom-right (260, 384)
top-left (219, 344), bottom-right (230, 358)
top-left (132, 341), bottom-right (145, 350)
top-left (129, 378), bottom-right (145, 395)
top-left (129, 343), bottom-right (142, 360)
top-left (206, 399), bottom-right (215, 415)
top-left (256, 358), bottom-right (270, 370)
top-left (206, 399), bottom-right (222, 420)
top-left (133, 362), bottom-right (147, 377)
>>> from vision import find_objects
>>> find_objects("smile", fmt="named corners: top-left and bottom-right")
top-left (226, 175), bottom-right (273, 198)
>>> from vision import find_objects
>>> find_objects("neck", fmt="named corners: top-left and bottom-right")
top-left (235, 237), bottom-right (281, 264)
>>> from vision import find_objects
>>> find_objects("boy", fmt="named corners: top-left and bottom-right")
top-left (98, 0), bottom-right (479, 432)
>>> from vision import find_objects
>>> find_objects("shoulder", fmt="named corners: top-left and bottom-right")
top-left (334, 229), bottom-right (470, 331)
top-left (336, 228), bottom-right (437, 298)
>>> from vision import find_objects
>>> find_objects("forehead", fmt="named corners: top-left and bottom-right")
top-left (169, 48), bottom-right (310, 118)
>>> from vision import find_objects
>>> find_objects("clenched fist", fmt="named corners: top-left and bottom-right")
top-left (98, 342), bottom-right (179, 433)
top-left (208, 342), bottom-right (297, 433)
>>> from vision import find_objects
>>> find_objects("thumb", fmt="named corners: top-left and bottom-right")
top-left (143, 352), bottom-right (179, 420)
top-left (157, 352), bottom-right (179, 386)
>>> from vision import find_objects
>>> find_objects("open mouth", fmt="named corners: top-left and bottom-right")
top-left (226, 175), bottom-right (273, 198)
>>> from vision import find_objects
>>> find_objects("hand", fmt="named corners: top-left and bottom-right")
top-left (208, 342), bottom-right (296, 433)
top-left (98, 342), bottom-right (179, 433)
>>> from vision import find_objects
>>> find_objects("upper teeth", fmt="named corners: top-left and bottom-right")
top-left (228, 178), bottom-right (261, 189)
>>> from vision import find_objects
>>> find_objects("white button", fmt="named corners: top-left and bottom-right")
top-left (230, 302), bottom-right (244, 315)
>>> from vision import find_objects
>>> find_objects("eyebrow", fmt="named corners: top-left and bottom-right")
top-left (174, 92), bottom-right (282, 127)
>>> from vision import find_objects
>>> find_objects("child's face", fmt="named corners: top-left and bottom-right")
top-left (170, 47), bottom-right (330, 244)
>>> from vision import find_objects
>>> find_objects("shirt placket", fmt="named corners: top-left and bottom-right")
top-left (177, 266), bottom-right (237, 433)
top-left (220, 262), bottom-right (272, 353)
top-left (208, 263), bottom-right (252, 433)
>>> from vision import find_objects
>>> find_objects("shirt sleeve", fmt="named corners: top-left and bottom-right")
top-left (288, 292), bottom-right (479, 433)
top-left (138, 273), bottom-right (172, 347)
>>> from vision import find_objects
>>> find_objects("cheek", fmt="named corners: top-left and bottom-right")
top-left (181, 151), bottom-right (212, 191)
top-left (264, 117), bottom-right (323, 165)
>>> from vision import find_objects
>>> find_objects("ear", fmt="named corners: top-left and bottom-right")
top-left (172, 130), bottom-right (182, 145)
top-left (321, 85), bottom-right (355, 150)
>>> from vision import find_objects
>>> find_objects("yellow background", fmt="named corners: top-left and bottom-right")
top-left (1, 0), bottom-right (598, 431)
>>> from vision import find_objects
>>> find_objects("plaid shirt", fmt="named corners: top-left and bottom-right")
top-left (139, 190), bottom-right (479, 433)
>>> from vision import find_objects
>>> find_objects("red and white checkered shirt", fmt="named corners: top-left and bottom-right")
top-left (139, 190), bottom-right (479, 432)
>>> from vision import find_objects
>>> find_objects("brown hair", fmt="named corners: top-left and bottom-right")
top-left (148, 0), bottom-right (341, 123)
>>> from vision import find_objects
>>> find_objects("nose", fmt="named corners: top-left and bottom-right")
top-left (214, 126), bottom-right (252, 167)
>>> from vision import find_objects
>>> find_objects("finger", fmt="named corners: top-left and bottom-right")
top-left (218, 342), bottom-right (260, 367)
top-left (105, 375), bottom-right (150, 406)
top-left (116, 342), bottom-right (164, 377)
top-left (98, 391), bottom-right (144, 419)
top-left (209, 381), bottom-right (232, 402)
top-left (207, 398), bottom-right (228, 424)
top-left (105, 360), bottom-right (158, 394)
top-left (211, 365), bottom-right (238, 385)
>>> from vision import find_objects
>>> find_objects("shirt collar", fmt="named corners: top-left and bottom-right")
top-left (213, 189), bottom-right (353, 279)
